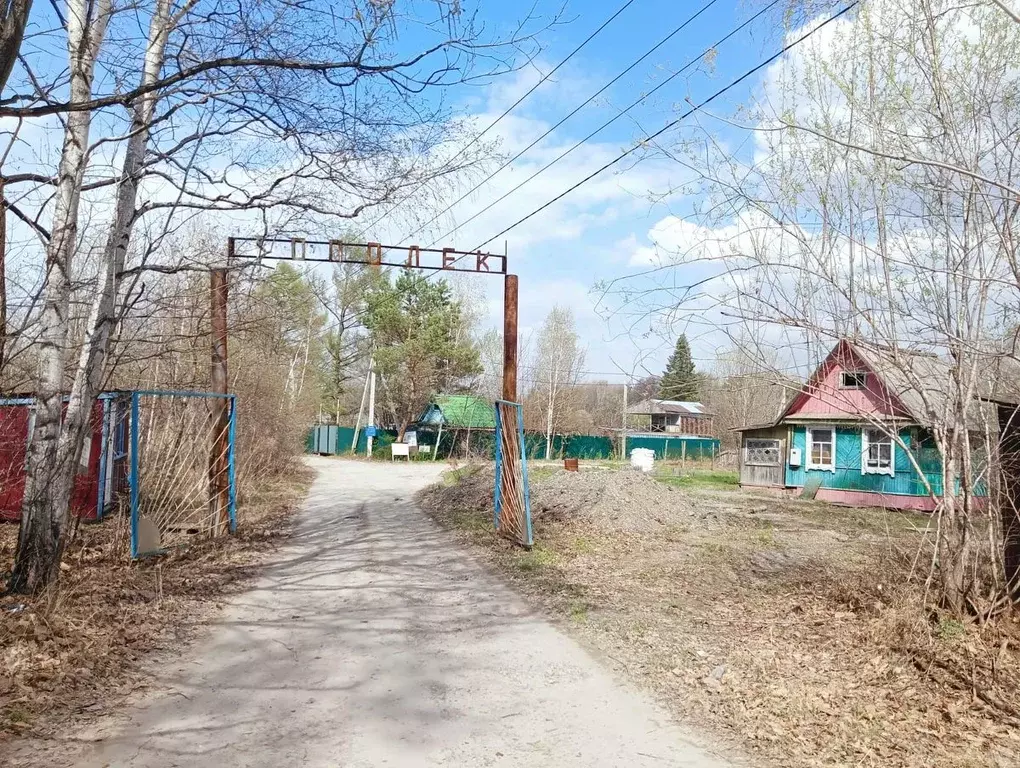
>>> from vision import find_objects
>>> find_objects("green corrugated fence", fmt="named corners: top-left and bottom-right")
top-left (307, 425), bottom-right (718, 461)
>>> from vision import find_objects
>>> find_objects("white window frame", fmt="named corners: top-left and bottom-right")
top-left (839, 370), bottom-right (867, 389)
top-left (861, 427), bottom-right (895, 476)
top-left (806, 426), bottom-right (836, 472)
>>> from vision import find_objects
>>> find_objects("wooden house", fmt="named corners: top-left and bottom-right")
top-left (625, 399), bottom-right (714, 437)
top-left (737, 339), bottom-right (992, 511)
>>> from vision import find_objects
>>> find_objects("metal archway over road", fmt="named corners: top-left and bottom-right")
top-left (219, 237), bottom-right (519, 402)
top-left (205, 236), bottom-right (526, 545)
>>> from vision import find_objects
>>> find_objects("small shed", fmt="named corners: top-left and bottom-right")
top-left (417, 394), bottom-right (496, 430)
top-left (415, 394), bottom-right (496, 458)
top-left (626, 398), bottom-right (714, 436)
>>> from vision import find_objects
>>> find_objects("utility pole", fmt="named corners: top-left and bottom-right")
top-left (352, 359), bottom-right (371, 453)
top-left (621, 383), bottom-right (628, 460)
top-left (366, 358), bottom-right (376, 457)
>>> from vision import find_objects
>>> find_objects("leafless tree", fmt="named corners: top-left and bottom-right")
top-left (4, 0), bottom-right (546, 593)
top-left (528, 305), bottom-right (586, 458)
top-left (616, 0), bottom-right (1020, 614)
top-left (0, 0), bottom-right (32, 93)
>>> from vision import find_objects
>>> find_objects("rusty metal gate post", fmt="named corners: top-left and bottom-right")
top-left (210, 268), bottom-right (230, 535)
top-left (503, 274), bottom-right (518, 402)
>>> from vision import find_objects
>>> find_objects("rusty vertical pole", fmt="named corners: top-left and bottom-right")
top-left (210, 268), bottom-right (229, 535)
top-left (503, 274), bottom-right (518, 403)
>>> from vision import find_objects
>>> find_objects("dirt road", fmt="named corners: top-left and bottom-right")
top-left (20, 458), bottom-right (733, 767)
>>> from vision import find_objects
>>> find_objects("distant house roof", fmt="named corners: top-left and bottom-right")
top-left (417, 394), bottom-right (495, 429)
top-left (625, 398), bottom-right (711, 417)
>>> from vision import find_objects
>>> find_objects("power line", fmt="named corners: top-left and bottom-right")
top-left (309, 2), bottom-right (785, 329)
top-left (468, 1), bottom-right (859, 252)
top-left (296, 4), bottom-right (859, 369)
top-left (397, 0), bottom-right (724, 248)
top-left (355, 0), bottom-right (642, 239)
top-left (427, 0), bottom-right (783, 255)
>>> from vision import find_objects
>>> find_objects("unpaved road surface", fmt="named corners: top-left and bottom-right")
top-left (12, 458), bottom-right (733, 767)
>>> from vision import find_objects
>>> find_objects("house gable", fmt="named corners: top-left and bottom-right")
top-left (782, 340), bottom-right (912, 421)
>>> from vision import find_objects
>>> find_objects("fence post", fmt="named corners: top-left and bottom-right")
top-left (227, 395), bottom-right (238, 533)
top-left (96, 395), bottom-right (111, 520)
top-left (517, 402), bottom-right (533, 547)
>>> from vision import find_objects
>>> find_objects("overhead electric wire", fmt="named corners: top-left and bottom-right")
top-left (291, 0), bottom-right (803, 332)
top-left (398, 0), bottom-right (724, 247)
top-left (355, 0), bottom-right (642, 239)
top-left (426, 0), bottom-right (785, 255)
top-left (288, 3), bottom-right (859, 362)
top-left (466, 1), bottom-right (860, 252)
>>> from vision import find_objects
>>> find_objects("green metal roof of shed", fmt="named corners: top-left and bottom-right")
top-left (423, 394), bottom-right (495, 429)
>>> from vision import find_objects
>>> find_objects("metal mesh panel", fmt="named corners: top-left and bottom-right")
top-left (494, 400), bottom-right (533, 547)
top-left (131, 391), bottom-right (236, 557)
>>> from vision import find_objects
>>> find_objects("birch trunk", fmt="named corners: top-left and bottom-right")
top-left (11, 0), bottom-right (135, 594)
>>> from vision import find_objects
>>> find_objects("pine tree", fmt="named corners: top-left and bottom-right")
top-left (659, 334), bottom-right (698, 400)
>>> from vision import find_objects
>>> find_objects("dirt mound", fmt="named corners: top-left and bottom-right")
top-left (422, 465), bottom-right (696, 533)
top-left (533, 468), bottom-right (693, 532)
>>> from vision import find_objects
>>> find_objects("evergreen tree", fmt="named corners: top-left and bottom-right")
top-left (658, 334), bottom-right (699, 400)
top-left (364, 270), bottom-right (481, 436)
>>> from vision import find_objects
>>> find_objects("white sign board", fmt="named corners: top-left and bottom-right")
top-left (404, 430), bottom-right (418, 447)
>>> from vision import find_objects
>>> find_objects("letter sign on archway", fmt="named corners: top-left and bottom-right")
top-left (212, 236), bottom-right (518, 410)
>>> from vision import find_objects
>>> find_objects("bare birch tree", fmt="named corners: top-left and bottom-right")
top-left (10, 0), bottom-right (113, 592)
top-left (529, 306), bottom-right (586, 459)
top-left (0, 0), bottom-right (32, 93)
top-left (3, 0), bottom-right (545, 593)
top-left (619, 0), bottom-right (1020, 614)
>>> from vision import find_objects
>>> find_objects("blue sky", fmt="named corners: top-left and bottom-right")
top-left (0, 0), bottom-right (806, 387)
top-left (365, 0), bottom-right (786, 383)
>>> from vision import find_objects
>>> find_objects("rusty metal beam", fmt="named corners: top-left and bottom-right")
top-left (503, 274), bottom-right (518, 403)
top-left (228, 237), bottom-right (506, 275)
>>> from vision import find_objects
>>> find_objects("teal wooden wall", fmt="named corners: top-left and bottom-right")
top-left (785, 425), bottom-right (948, 497)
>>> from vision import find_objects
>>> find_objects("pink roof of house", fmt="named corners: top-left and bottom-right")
top-left (779, 339), bottom-right (914, 423)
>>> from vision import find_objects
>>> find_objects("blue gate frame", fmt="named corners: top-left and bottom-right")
top-left (128, 390), bottom-right (237, 558)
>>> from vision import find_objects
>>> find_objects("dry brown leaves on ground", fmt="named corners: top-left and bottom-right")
top-left (0, 466), bottom-right (312, 744)
top-left (419, 464), bottom-right (1020, 768)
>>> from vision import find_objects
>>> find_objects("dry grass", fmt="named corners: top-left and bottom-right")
top-left (419, 464), bottom-right (1020, 768)
top-left (0, 465), bottom-right (313, 744)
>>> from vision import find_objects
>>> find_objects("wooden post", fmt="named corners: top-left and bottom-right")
top-left (503, 274), bottom-right (518, 402)
top-left (367, 359), bottom-right (376, 457)
top-left (210, 268), bottom-right (230, 535)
